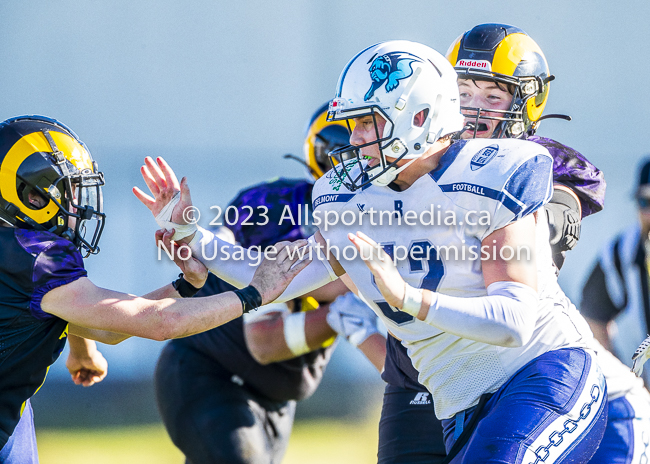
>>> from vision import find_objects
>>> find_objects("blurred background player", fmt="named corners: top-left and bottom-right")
top-left (154, 103), bottom-right (385, 464)
top-left (583, 159), bottom-right (650, 375)
top-left (376, 25), bottom-right (649, 464)
top-left (0, 115), bottom-right (308, 464)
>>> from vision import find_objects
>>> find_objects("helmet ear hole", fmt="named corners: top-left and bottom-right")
top-left (16, 182), bottom-right (28, 206)
top-left (413, 108), bottom-right (429, 128)
top-left (15, 182), bottom-right (46, 210)
top-left (25, 188), bottom-right (48, 210)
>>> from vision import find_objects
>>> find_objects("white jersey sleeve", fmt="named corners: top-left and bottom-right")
top-left (486, 150), bottom-right (554, 238)
top-left (433, 139), bottom-right (554, 241)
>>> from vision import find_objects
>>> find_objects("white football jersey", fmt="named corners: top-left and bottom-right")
top-left (312, 138), bottom-right (593, 419)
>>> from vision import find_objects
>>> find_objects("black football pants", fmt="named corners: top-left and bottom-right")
top-left (155, 342), bottom-right (295, 464)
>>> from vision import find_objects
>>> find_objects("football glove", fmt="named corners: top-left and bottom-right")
top-left (326, 293), bottom-right (380, 347)
top-left (632, 334), bottom-right (650, 376)
top-left (546, 187), bottom-right (580, 241)
top-left (546, 187), bottom-right (581, 270)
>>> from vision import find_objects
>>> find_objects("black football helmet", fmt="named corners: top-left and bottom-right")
top-left (0, 116), bottom-right (105, 255)
top-left (447, 24), bottom-right (553, 138)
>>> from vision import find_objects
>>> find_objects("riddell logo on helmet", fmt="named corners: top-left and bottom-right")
top-left (457, 59), bottom-right (491, 70)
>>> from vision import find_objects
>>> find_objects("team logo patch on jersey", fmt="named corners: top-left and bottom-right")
top-left (470, 145), bottom-right (499, 171)
top-left (409, 392), bottom-right (431, 405)
top-left (328, 158), bottom-right (360, 192)
top-left (456, 59), bottom-right (491, 71)
top-left (365, 52), bottom-right (421, 101)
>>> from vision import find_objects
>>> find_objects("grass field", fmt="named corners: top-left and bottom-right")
top-left (36, 411), bottom-right (381, 464)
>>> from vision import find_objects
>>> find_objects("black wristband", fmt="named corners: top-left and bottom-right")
top-left (233, 285), bottom-right (263, 314)
top-left (172, 273), bottom-right (201, 298)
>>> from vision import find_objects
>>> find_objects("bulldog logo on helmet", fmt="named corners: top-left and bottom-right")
top-left (364, 52), bottom-right (421, 101)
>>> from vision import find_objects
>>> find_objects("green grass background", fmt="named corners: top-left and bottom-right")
top-left (36, 411), bottom-right (381, 464)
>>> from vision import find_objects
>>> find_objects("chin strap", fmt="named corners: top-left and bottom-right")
top-left (368, 158), bottom-right (417, 187)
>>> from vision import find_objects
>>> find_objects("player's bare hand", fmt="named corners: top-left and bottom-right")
top-left (250, 240), bottom-right (311, 304)
top-left (156, 229), bottom-right (208, 288)
top-left (348, 231), bottom-right (405, 308)
top-left (133, 157), bottom-right (194, 227)
top-left (66, 346), bottom-right (108, 387)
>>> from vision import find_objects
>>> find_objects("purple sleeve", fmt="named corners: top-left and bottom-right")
top-left (528, 136), bottom-right (606, 218)
top-left (30, 238), bottom-right (87, 319)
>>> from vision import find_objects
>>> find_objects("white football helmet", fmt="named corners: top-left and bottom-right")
top-left (327, 40), bottom-right (464, 190)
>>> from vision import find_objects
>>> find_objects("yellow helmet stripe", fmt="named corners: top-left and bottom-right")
top-left (491, 33), bottom-right (546, 77)
top-left (492, 33), bottom-right (549, 122)
top-left (0, 131), bottom-right (92, 224)
top-left (526, 88), bottom-right (548, 121)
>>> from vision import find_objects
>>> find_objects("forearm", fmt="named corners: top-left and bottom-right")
top-left (43, 278), bottom-right (245, 341)
top-left (68, 324), bottom-right (131, 345)
top-left (190, 227), bottom-right (336, 301)
top-left (357, 333), bottom-right (386, 372)
top-left (70, 284), bottom-right (198, 343)
top-left (98, 283), bottom-right (197, 336)
top-left (142, 283), bottom-right (182, 300)
top-left (245, 306), bottom-right (337, 364)
top-left (303, 306), bottom-right (338, 351)
top-left (104, 292), bottom-right (244, 340)
top-left (67, 334), bottom-right (99, 357)
top-left (409, 281), bottom-right (538, 347)
top-left (303, 278), bottom-right (350, 304)
top-left (189, 226), bottom-right (257, 287)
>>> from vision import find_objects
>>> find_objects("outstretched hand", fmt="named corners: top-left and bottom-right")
top-left (250, 240), bottom-right (312, 305)
top-left (133, 157), bottom-right (195, 231)
top-left (348, 231), bottom-right (405, 308)
top-left (156, 229), bottom-right (208, 288)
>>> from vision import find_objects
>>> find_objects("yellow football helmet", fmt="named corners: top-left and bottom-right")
top-left (303, 103), bottom-right (351, 180)
top-left (446, 24), bottom-right (553, 138)
top-left (0, 116), bottom-right (105, 255)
